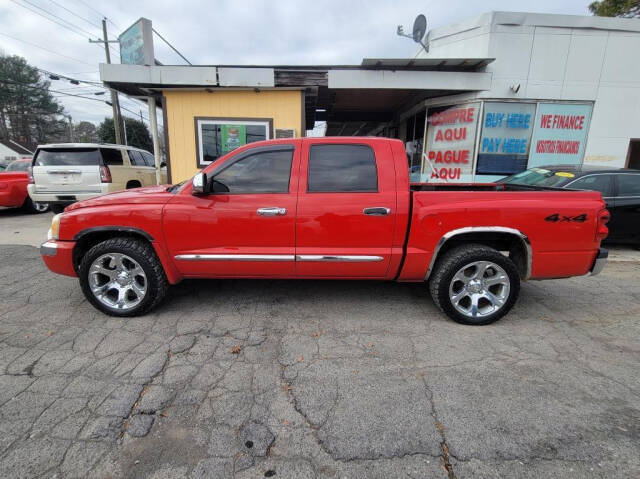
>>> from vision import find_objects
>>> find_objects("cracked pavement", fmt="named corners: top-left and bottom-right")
top-left (0, 244), bottom-right (639, 478)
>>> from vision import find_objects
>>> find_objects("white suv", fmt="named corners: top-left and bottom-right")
top-left (28, 143), bottom-right (167, 213)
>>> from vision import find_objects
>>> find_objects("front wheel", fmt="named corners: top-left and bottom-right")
top-left (429, 244), bottom-right (520, 325)
top-left (78, 237), bottom-right (168, 317)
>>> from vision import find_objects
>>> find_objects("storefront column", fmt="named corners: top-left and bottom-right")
top-left (148, 96), bottom-right (162, 184)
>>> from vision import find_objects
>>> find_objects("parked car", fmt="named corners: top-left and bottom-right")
top-left (500, 166), bottom-right (640, 247)
top-left (28, 143), bottom-right (167, 213)
top-left (0, 158), bottom-right (49, 213)
top-left (39, 137), bottom-right (609, 325)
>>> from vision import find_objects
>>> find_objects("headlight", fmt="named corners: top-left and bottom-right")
top-left (48, 213), bottom-right (61, 240)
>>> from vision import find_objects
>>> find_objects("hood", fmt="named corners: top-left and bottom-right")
top-left (66, 185), bottom-right (174, 211)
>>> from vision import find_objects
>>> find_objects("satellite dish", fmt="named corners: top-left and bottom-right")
top-left (396, 14), bottom-right (429, 53)
top-left (412, 14), bottom-right (427, 43)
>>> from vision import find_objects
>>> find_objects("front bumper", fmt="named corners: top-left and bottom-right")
top-left (590, 248), bottom-right (608, 276)
top-left (40, 240), bottom-right (77, 277)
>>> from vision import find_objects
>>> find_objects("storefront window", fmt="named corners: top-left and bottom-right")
top-left (528, 103), bottom-right (592, 168)
top-left (477, 102), bottom-right (536, 175)
top-left (196, 118), bottom-right (272, 167)
top-left (423, 102), bottom-right (480, 183)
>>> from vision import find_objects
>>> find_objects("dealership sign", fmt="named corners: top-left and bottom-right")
top-left (119, 18), bottom-right (155, 66)
top-left (528, 103), bottom-right (592, 167)
top-left (424, 102), bottom-right (480, 183)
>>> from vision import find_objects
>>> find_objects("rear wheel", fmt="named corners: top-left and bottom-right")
top-left (22, 197), bottom-right (49, 214)
top-left (429, 244), bottom-right (520, 325)
top-left (78, 237), bottom-right (168, 317)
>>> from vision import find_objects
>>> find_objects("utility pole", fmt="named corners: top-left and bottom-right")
top-left (91, 19), bottom-right (123, 144)
top-left (67, 115), bottom-right (73, 142)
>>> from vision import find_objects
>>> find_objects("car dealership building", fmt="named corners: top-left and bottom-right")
top-left (100, 11), bottom-right (640, 184)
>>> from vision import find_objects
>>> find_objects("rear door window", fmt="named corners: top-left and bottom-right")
top-left (307, 144), bottom-right (378, 192)
top-left (567, 175), bottom-right (613, 197)
top-left (100, 148), bottom-right (124, 166)
top-left (616, 174), bottom-right (640, 197)
top-left (141, 151), bottom-right (156, 167)
top-left (34, 148), bottom-right (101, 166)
top-left (127, 150), bottom-right (145, 166)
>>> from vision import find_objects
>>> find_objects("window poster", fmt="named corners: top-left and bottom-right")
top-left (528, 103), bottom-right (592, 167)
top-left (477, 102), bottom-right (536, 175)
top-left (221, 124), bottom-right (247, 153)
top-left (423, 102), bottom-right (480, 183)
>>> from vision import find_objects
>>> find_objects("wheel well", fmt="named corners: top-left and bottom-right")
top-left (72, 230), bottom-right (152, 273)
top-left (126, 180), bottom-right (142, 189)
top-left (433, 232), bottom-right (530, 279)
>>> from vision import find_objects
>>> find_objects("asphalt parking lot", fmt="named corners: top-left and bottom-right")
top-left (0, 208), bottom-right (639, 478)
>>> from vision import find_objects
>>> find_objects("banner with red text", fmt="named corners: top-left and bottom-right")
top-left (423, 102), bottom-right (480, 183)
top-left (528, 103), bottom-right (592, 168)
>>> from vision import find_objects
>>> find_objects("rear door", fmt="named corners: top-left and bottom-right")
top-left (32, 148), bottom-right (101, 194)
top-left (611, 173), bottom-right (640, 243)
top-left (295, 139), bottom-right (397, 278)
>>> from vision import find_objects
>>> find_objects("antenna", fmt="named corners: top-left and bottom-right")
top-left (397, 14), bottom-right (429, 53)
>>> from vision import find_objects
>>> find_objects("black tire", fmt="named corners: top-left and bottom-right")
top-left (22, 197), bottom-right (49, 214)
top-left (126, 181), bottom-right (142, 189)
top-left (78, 237), bottom-right (168, 317)
top-left (51, 204), bottom-right (65, 214)
top-left (428, 244), bottom-right (520, 325)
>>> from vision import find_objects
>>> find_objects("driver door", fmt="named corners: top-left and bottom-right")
top-left (163, 143), bottom-right (300, 277)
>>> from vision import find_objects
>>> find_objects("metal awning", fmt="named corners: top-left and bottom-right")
top-left (360, 57), bottom-right (494, 70)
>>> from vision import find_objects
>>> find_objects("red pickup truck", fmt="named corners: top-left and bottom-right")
top-left (40, 137), bottom-right (609, 325)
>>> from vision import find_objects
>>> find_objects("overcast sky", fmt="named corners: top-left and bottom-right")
top-left (1, 0), bottom-right (591, 126)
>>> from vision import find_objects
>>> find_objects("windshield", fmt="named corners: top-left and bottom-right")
top-left (34, 148), bottom-right (101, 166)
top-left (501, 168), bottom-right (574, 187)
top-left (5, 160), bottom-right (30, 172)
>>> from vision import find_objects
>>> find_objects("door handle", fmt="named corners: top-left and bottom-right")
top-left (257, 207), bottom-right (287, 216)
top-left (363, 207), bottom-right (391, 216)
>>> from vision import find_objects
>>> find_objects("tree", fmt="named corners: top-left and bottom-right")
top-left (74, 121), bottom-right (98, 143)
top-left (97, 117), bottom-right (153, 152)
top-left (0, 54), bottom-right (66, 146)
top-left (589, 0), bottom-right (640, 16)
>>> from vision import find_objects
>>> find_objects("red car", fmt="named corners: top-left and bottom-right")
top-left (0, 159), bottom-right (49, 213)
top-left (40, 137), bottom-right (609, 325)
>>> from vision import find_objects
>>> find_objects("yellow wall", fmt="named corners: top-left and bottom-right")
top-left (163, 89), bottom-right (302, 182)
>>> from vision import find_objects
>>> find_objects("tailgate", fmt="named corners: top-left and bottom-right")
top-left (32, 148), bottom-right (102, 193)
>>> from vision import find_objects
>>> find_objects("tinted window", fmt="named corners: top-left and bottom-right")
top-left (35, 148), bottom-right (101, 166)
top-left (212, 149), bottom-right (293, 194)
top-left (617, 174), bottom-right (640, 197)
top-left (308, 144), bottom-right (377, 192)
top-left (127, 150), bottom-right (144, 166)
top-left (141, 151), bottom-right (156, 167)
top-left (100, 148), bottom-right (124, 166)
top-left (5, 160), bottom-right (30, 172)
top-left (567, 175), bottom-right (613, 197)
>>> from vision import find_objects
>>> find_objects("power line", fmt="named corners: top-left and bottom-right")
top-left (0, 79), bottom-right (109, 103)
top-left (47, 0), bottom-right (102, 30)
top-left (9, 0), bottom-right (119, 57)
top-left (10, 0), bottom-right (96, 39)
top-left (72, 0), bottom-right (120, 30)
top-left (0, 32), bottom-right (95, 66)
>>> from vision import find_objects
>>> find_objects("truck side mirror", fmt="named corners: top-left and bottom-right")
top-left (192, 172), bottom-right (207, 195)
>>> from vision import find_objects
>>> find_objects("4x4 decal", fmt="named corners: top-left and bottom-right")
top-left (545, 213), bottom-right (587, 223)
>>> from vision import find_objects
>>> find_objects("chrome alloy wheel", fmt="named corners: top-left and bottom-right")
top-left (88, 253), bottom-right (148, 311)
top-left (448, 260), bottom-right (511, 319)
top-left (33, 202), bottom-right (49, 212)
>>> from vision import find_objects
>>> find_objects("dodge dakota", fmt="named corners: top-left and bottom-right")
top-left (40, 137), bottom-right (610, 325)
